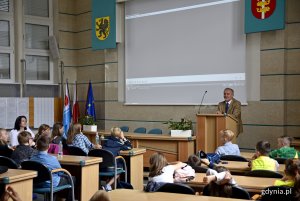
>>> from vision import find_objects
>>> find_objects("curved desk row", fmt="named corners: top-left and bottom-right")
top-left (84, 130), bottom-right (196, 167)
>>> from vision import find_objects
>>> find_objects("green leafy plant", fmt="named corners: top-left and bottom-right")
top-left (164, 118), bottom-right (193, 130)
top-left (79, 115), bottom-right (96, 125)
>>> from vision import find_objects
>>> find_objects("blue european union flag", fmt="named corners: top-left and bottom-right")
top-left (92, 0), bottom-right (116, 50)
top-left (86, 81), bottom-right (96, 121)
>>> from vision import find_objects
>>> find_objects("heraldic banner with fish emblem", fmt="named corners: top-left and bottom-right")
top-left (92, 0), bottom-right (116, 50)
top-left (245, 0), bottom-right (285, 33)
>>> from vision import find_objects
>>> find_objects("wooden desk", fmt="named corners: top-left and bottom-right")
top-left (240, 152), bottom-right (254, 160)
top-left (120, 148), bottom-right (146, 190)
top-left (108, 189), bottom-right (247, 201)
top-left (188, 173), bottom-right (276, 193)
top-left (55, 155), bottom-right (102, 201)
top-left (218, 161), bottom-right (285, 174)
top-left (291, 139), bottom-right (300, 151)
top-left (84, 130), bottom-right (196, 167)
top-left (0, 169), bottom-right (37, 201)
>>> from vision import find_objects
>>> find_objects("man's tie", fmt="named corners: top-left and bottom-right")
top-left (225, 102), bottom-right (229, 113)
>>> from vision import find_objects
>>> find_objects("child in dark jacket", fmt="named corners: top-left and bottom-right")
top-left (103, 127), bottom-right (132, 157)
top-left (11, 131), bottom-right (36, 166)
top-left (0, 128), bottom-right (13, 158)
top-left (101, 127), bottom-right (132, 191)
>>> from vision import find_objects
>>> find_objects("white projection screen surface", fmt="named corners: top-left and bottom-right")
top-left (125, 0), bottom-right (246, 105)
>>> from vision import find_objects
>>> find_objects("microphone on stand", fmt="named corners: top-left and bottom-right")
top-left (197, 91), bottom-right (207, 114)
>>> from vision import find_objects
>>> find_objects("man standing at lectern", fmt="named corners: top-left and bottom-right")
top-left (217, 88), bottom-right (243, 136)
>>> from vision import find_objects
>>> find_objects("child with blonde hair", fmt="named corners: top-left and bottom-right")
top-left (215, 129), bottom-right (240, 156)
top-left (103, 127), bottom-right (132, 157)
top-left (269, 136), bottom-right (300, 159)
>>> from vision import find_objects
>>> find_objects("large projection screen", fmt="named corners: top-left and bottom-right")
top-left (125, 0), bottom-right (246, 105)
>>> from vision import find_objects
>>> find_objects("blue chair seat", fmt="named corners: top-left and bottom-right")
top-left (88, 149), bottom-right (128, 189)
top-left (21, 161), bottom-right (74, 201)
top-left (33, 184), bottom-right (72, 194)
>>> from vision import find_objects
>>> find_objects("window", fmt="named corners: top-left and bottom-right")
top-left (0, 0), bottom-right (14, 82)
top-left (0, 0), bottom-right (53, 84)
top-left (24, 0), bottom-right (49, 17)
top-left (25, 55), bottom-right (49, 80)
top-left (0, 0), bottom-right (9, 12)
top-left (24, 0), bottom-right (53, 83)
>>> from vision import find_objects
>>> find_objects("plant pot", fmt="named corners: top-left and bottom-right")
top-left (83, 125), bottom-right (97, 132)
top-left (170, 130), bottom-right (192, 137)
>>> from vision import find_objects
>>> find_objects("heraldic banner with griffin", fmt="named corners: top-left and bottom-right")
top-left (92, 0), bottom-right (116, 50)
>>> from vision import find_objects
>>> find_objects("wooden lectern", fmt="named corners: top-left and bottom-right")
top-left (196, 114), bottom-right (238, 153)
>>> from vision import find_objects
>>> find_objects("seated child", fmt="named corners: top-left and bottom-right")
top-left (203, 166), bottom-right (237, 198)
top-left (34, 124), bottom-right (51, 142)
top-left (274, 159), bottom-right (298, 187)
top-left (294, 165), bottom-right (300, 201)
top-left (103, 127), bottom-right (132, 157)
top-left (101, 127), bottom-right (132, 191)
top-left (66, 123), bottom-right (101, 154)
top-left (51, 122), bottom-right (63, 144)
top-left (187, 154), bottom-right (216, 170)
top-left (0, 128), bottom-right (13, 158)
top-left (145, 152), bottom-right (188, 192)
top-left (11, 131), bottom-right (36, 166)
top-left (148, 152), bottom-right (186, 183)
top-left (30, 135), bottom-right (73, 200)
top-left (249, 140), bottom-right (279, 171)
top-left (269, 136), bottom-right (300, 159)
top-left (215, 129), bottom-right (240, 156)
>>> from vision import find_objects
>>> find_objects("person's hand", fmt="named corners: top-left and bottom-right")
top-left (1, 186), bottom-right (22, 201)
top-left (120, 131), bottom-right (125, 140)
top-left (218, 171), bottom-right (232, 185)
top-left (281, 176), bottom-right (288, 181)
top-left (94, 144), bottom-right (102, 149)
top-left (251, 153), bottom-right (258, 160)
top-left (200, 158), bottom-right (210, 166)
top-left (248, 160), bottom-right (252, 168)
top-left (203, 175), bottom-right (216, 183)
top-left (29, 138), bottom-right (35, 147)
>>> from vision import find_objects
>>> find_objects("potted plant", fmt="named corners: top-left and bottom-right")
top-left (80, 115), bottom-right (97, 132)
top-left (164, 118), bottom-right (193, 137)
